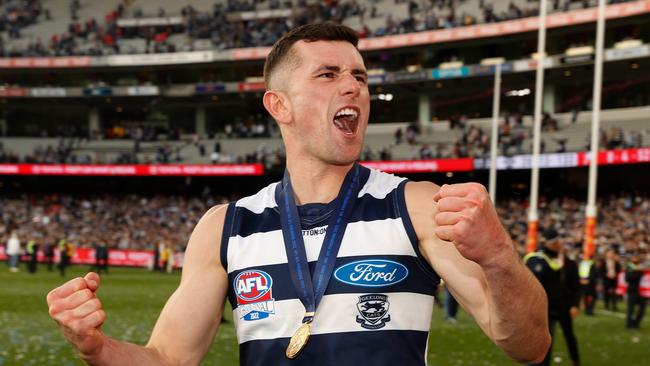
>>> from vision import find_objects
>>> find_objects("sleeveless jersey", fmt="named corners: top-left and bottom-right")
top-left (221, 166), bottom-right (440, 366)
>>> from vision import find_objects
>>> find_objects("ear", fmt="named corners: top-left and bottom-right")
top-left (263, 90), bottom-right (291, 125)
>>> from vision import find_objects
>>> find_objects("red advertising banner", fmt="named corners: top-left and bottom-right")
top-left (0, 56), bottom-right (92, 68)
top-left (577, 148), bottom-right (650, 166)
top-left (617, 271), bottom-right (650, 298)
top-left (361, 158), bottom-right (474, 173)
top-left (231, 47), bottom-right (272, 61)
top-left (0, 246), bottom-right (183, 269)
top-left (0, 164), bottom-right (264, 176)
top-left (0, 87), bottom-right (28, 97)
top-left (238, 81), bottom-right (266, 92)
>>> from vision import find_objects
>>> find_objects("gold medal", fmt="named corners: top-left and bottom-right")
top-left (285, 322), bottom-right (311, 359)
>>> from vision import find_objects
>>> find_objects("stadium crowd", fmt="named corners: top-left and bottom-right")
top-left (499, 195), bottom-right (650, 257)
top-left (0, 193), bottom-right (231, 255)
top-left (0, 124), bottom-right (644, 165)
top-left (0, 0), bottom-right (636, 57)
top-left (0, 0), bottom-right (43, 40)
top-left (1, 192), bottom-right (648, 255)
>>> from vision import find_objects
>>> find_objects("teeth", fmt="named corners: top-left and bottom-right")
top-left (335, 108), bottom-right (358, 118)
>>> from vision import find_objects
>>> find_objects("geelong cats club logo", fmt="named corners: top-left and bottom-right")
top-left (234, 270), bottom-right (275, 321)
top-left (356, 294), bottom-right (391, 329)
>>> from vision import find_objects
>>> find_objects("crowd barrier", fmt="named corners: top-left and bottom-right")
top-left (0, 246), bottom-right (184, 269)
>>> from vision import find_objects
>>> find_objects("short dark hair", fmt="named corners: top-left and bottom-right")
top-left (542, 228), bottom-right (559, 241)
top-left (263, 22), bottom-right (359, 89)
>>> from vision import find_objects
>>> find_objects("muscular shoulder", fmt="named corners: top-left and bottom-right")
top-left (182, 204), bottom-right (229, 274)
top-left (405, 181), bottom-right (440, 206)
top-left (404, 181), bottom-right (441, 241)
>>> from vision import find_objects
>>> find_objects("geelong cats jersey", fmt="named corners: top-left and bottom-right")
top-left (221, 166), bottom-right (440, 365)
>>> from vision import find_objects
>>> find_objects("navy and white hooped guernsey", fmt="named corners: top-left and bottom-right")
top-left (221, 166), bottom-right (440, 366)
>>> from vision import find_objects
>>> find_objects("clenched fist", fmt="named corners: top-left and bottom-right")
top-left (46, 272), bottom-right (107, 359)
top-left (433, 183), bottom-right (512, 267)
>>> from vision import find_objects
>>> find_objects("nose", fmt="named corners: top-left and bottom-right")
top-left (339, 72), bottom-right (361, 98)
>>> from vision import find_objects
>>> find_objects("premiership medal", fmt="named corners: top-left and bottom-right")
top-left (285, 321), bottom-right (311, 359)
top-left (277, 165), bottom-right (365, 360)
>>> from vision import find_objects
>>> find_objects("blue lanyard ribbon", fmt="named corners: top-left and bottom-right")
top-left (276, 164), bottom-right (361, 324)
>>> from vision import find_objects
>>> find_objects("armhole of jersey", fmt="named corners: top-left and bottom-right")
top-left (395, 179), bottom-right (441, 284)
top-left (220, 202), bottom-right (236, 272)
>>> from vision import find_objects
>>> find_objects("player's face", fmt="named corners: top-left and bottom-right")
top-left (285, 40), bottom-right (370, 165)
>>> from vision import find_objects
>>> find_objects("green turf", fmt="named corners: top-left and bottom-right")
top-left (0, 265), bottom-right (647, 365)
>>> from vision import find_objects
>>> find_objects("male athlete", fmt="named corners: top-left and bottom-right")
top-left (47, 23), bottom-right (550, 365)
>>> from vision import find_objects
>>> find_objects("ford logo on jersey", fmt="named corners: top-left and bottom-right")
top-left (234, 270), bottom-right (275, 321)
top-left (334, 259), bottom-right (408, 287)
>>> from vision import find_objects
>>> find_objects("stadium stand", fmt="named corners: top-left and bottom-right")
top-left (1, 105), bottom-right (648, 164)
top-left (0, 0), bottom-right (638, 56)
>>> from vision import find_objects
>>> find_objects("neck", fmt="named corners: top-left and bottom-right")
top-left (285, 156), bottom-right (354, 205)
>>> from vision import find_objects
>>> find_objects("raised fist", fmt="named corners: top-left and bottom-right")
top-left (46, 272), bottom-right (107, 358)
top-left (433, 183), bottom-right (512, 267)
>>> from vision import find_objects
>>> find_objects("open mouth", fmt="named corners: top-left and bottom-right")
top-left (333, 107), bottom-right (360, 135)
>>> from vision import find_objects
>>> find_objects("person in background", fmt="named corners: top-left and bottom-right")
top-left (559, 243), bottom-right (581, 366)
top-left (525, 229), bottom-right (581, 366)
top-left (603, 250), bottom-right (622, 311)
top-left (58, 238), bottom-right (74, 277)
top-left (160, 241), bottom-right (170, 272)
top-left (6, 229), bottom-right (21, 273)
top-left (93, 240), bottom-right (109, 274)
top-left (444, 284), bottom-right (459, 324)
top-left (579, 254), bottom-right (598, 315)
top-left (165, 243), bottom-right (175, 274)
top-left (625, 250), bottom-right (648, 329)
top-left (44, 237), bottom-right (56, 272)
top-left (26, 238), bottom-right (39, 273)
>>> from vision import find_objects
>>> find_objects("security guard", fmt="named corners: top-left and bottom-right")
top-left (625, 250), bottom-right (648, 329)
top-left (58, 238), bottom-right (74, 277)
top-left (579, 255), bottom-right (597, 315)
top-left (26, 239), bottom-right (39, 273)
top-left (525, 228), bottom-right (581, 366)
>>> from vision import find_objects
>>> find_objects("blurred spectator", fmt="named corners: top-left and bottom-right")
top-left (625, 250), bottom-right (648, 329)
top-left (542, 112), bottom-right (559, 132)
top-left (6, 229), bottom-right (21, 272)
top-left (394, 127), bottom-right (403, 145)
top-left (405, 122), bottom-right (420, 144)
top-left (554, 136), bottom-right (568, 153)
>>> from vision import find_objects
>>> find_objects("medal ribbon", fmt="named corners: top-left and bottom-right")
top-left (277, 164), bottom-right (361, 324)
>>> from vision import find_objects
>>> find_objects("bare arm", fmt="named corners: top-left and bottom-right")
top-left (47, 204), bottom-right (230, 366)
top-left (405, 181), bottom-right (550, 363)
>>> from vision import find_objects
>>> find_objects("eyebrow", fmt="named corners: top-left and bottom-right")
top-left (313, 65), bottom-right (368, 79)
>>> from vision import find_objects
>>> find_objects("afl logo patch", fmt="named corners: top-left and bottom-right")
top-left (334, 259), bottom-right (409, 287)
top-left (234, 270), bottom-right (275, 321)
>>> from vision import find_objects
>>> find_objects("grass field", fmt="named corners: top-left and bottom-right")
top-left (1, 265), bottom-right (647, 366)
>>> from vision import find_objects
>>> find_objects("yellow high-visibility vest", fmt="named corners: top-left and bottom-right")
top-left (524, 251), bottom-right (561, 271)
top-left (579, 260), bottom-right (593, 279)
